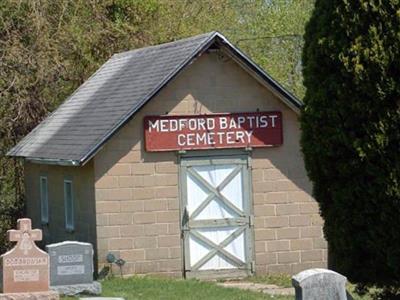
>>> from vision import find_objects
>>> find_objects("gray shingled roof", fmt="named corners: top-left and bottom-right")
top-left (8, 31), bottom-right (302, 165)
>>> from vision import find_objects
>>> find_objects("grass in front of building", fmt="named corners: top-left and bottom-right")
top-left (61, 274), bottom-right (377, 300)
top-left (61, 275), bottom-right (293, 300)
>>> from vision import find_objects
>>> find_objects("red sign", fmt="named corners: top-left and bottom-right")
top-left (144, 111), bottom-right (283, 152)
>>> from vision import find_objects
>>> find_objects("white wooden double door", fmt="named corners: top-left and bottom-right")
top-left (180, 155), bottom-right (254, 278)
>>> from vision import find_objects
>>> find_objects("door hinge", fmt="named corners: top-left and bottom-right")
top-left (247, 157), bottom-right (252, 168)
top-left (250, 261), bottom-right (255, 273)
top-left (249, 215), bottom-right (254, 227)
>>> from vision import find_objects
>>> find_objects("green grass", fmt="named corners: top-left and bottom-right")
top-left (61, 276), bottom-right (292, 300)
top-left (61, 275), bottom-right (378, 300)
top-left (347, 287), bottom-right (372, 300)
top-left (346, 284), bottom-right (390, 300)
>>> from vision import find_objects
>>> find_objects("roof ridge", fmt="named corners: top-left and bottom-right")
top-left (113, 31), bottom-right (217, 58)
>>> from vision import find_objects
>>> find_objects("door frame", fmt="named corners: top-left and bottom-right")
top-left (178, 149), bottom-right (255, 279)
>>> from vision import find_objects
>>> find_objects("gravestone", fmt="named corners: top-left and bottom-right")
top-left (0, 218), bottom-right (59, 299)
top-left (292, 268), bottom-right (347, 300)
top-left (46, 241), bottom-right (101, 296)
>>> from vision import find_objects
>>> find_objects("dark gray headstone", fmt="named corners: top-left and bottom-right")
top-left (292, 268), bottom-right (347, 300)
top-left (46, 241), bottom-right (93, 286)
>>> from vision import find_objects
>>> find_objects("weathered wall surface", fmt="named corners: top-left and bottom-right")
top-left (24, 161), bottom-right (96, 250)
top-left (93, 50), bottom-right (327, 276)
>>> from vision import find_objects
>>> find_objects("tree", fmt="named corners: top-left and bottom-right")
top-left (231, 0), bottom-right (314, 98)
top-left (301, 0), bottom-right (400, 293)
top-left (0, 0), bottom-right (163, 252)
top-left (0, 0), bottom-right (314, 252)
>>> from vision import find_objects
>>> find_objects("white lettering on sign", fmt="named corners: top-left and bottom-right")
top-left (5, 257), bottom-right (47, 267)
top-left (57, 265), bottom-right (85, 276)
top-left (13, 269), bottom-right (39, 282)
top-left (148, 115), bottom-right (273, 133)
top-left (148, 120), bottom-right (159, 132)
top-left (220, 117), bottom-right (227, 129)
top-left (270, 115), bottom-right (277, 127)
top-left (147, 115), bottom-right (277, 146)
top-left (58, 254), bottom-right (83, 264)
top-left (176, 131), bottom-right (253, 147)
top-left (144, 112), bottom-right (283, 152)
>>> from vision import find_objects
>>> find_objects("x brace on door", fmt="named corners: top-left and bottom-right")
top-left (187, 166), bottom-right (244, 220)
top-left (189, 227), bottom-right (247, 271)
top-left (181, 157), bottom-right (253, 276)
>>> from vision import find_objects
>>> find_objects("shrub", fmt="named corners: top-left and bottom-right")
top-left (301, 0), bottom-right (400, 290)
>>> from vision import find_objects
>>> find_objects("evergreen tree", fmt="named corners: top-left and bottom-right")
top-left (302, 0), bottom-right (400, 292)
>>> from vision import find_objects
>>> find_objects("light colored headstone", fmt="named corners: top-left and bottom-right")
top-left (46, 241), bottom-right (101, 296)
top-left (0, 218), bottom-right (59, 299)
top-left (292, 268), bottom-right (347, 300)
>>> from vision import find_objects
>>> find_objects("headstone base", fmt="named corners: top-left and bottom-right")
top-left (0, 291), bottom-right (59, 300)
top-left (51, 281), bottom-right (101, 296)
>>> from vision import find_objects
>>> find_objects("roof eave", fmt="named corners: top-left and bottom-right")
top-left (26, 157), bottom-right (80, 166)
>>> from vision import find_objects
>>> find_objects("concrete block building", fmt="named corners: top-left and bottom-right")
top-left (8, 32), bottom-right (327, 278)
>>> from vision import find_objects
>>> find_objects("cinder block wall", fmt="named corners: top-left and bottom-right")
top-left (93, 50), bottom-right (327, 276)
top-left (24, 161), bottom-right (96, 249)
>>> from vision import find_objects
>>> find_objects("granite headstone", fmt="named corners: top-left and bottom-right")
top-left (0, 218), bottom-right (59, 299)
top-left (46, 241), bottom-right (100, 296)
top-left (292, 268), bottom-right (347, 300)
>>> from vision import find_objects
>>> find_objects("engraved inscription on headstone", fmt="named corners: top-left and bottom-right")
top-left (14, 269), bottom-right (39, 282)
top-left (46, 241), bottom-right (94, 286)
top-left (57, 264), bottom-right (85, 275)
top-left (0, 218), bottom-right (50, 293)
